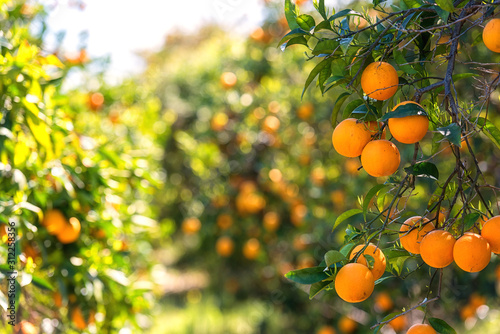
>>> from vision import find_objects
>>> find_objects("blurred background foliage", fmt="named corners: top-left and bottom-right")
top-left (0, 0), bottom-right (500, 333)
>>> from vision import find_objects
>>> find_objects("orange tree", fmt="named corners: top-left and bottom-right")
top-left (280, 0), bottom-right (500, 332)
top-left (0, 2), bottom-right (157, 333)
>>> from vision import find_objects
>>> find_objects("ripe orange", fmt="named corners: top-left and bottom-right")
top-left (483, 18), bottom-right (500, 53)
top-left (361, 139), bottom-right (400, 177)
top-left (262, 115), bottom-right (280, 133)
top-left (297, 102), bottom-right (314, 120)
top-left (349, 243), bottom-right (386, 280)
top-left (361, 62), bottom-right (399, 100)
top-left (217, 214), bottom-right (233, 230)
top-left (263, 211), bottom-right (280, 232)
top-left (406, 323), bottom-right (436, 334)
top-left (210, 112), bottom-right (229, 131)
top-left (453, 232), bottom-right (491, 272)
top-left (243, 238), bottom-right (261, 260)
top-left (338, 316), bottom-right (357, 333)
top-left (332, 118), bottom-right (381, 158)
top-left (388, 102), bottom-right (429, 144)
top-left (216, 236), bottom-right (234, 257)
top-left (344, 158), bottom-right (360, 175)
top-left (316, 325), bottom-right (336, 334)
top-left (420, 230), bottom-right (456, 268)
top-left (389, 314), bottom-right (407, 332)
top-left (17, 321), bottom-right (37, 334)
top-left (182, 217), bottom-right (201, 234)
top-left (374, 292), bottom-right (393, 312)
top-left (88, 92), bottom-right (104, 111)
top-left (291, 203), bottom-right (307, 226)
top-left (56, 217), bottom-right (81, 244)
top-left (42, 209), bottom-right (67, 235)
top-left (481, 215), bottom-right (500, 253)
top-left (71, 307), bottom-right (87, 330)
top-left (54, 292), bottom-right (63, 308)
top-left (399, 216), bottom-right (434, 254)
top-left (220, 72), bottom-right (237, 89)
top-left (334, 263), bottom-right (374, 303)
top-left (460, 304), bottom-right (476, 320)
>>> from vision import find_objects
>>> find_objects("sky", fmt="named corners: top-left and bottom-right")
top-left (43, 0), bottom-right (348, 83)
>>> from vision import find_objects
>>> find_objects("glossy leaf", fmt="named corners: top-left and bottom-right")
top-left (436, 123), bottom-right (462, 147)
top-left (302, 58), bottom-right (332, 98)
top-left (429, 317), bottom-right (457, 334)
top-left (473, 117), bottom-right (500, 150)
top-left (285, 267), bottom-right (330, 284)
top-left (333, 209), bottom-right (362, 231)
top-left (313, 0), bottom-right (327, 20)
top-left (309, 280), bottom-right (332, 299)
top-left (324, 250), bottom-right (346, 267)
top-left (435, 0), bottom-right (454, 12)
top-left (363, 184), bottom-right (389, 219)
top-left (380, 103), bottom-right (427, 121)
top-left (331, 92), bottom-right (350, 125)
top-left (297, 14), bottom-right (315, 31)
top-left (404, 162), bottom-right (439, 180)
top-left (284, 0), bottom-right (300, 30)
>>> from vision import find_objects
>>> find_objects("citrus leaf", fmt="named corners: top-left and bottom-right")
top-left (364, 254), bottom-right (375, 269)
top-left (324, 250), bottom-right (346, 267)
top-left (435, 0), bottom-right (454, 13)
top-left (309, 280), bottom-right (332, 299)
top-left (333, 209), bottom-right (362, 231)
top-left (328, 9), bottom-right (357, 22)
top-left (339, 242), bottom-right (356, 258)
top-left (374, 276), bottom-right (394, 285)
top-left (436, 123), bottom-right (461, 147)
top-left (31, 275), bottom-right (54, 291)
top-left (314, 20), bottom-right (333, 32)
top-left (284, 0), bottom-right (300, 30)
top-left (351, 104), bottom-right (379, 120)
top-left (278, 28), bottom-right (310, 47)
top-left (280, 36), bottom-right (309, 51)
top-left (302, 58), bottom-right (332, 98)
top-left (342, 99), bottom-right (364, 119)
top-left (285, 267), bottom-right (329, 284)
top-left (363, 184), bottom-right (389, 220)
top-left (313, 0), bottom-right (328, 20)
top-left (464, 212), bottom-right (481, 231)
top-left (331, 92), bottom-right (350, 125)
top-left (429, 317), bottom-right (457, 334)
top-left (312, 40), bottom-right (339, 55)
top-left (473, 117), bottom-right (500, 150)
top-left (297, 14), bottom-right (315, 31)
top-left (404, 162), bottom-right (439, 180)
top-left (380, 103), bottom-right (427, 121)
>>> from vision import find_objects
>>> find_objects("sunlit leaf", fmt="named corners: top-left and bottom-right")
top-left (333, 209), bottom-right (362, 231)
top-left (429, 317), bottom-right (456, 334)
top-left (285, 267), bottom-right (329, 284)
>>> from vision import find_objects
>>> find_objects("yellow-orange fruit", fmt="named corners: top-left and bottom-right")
top-left (406, 323), bottom-right (437, 334)
top-left (71, 307), bottom-right (87, 330)
top-left (42, 209), bottom-right (67, 235)
top-left (338, 316), bottom-right (357, 333)
top-left (220, 72), bottom-right (237, 89)
top-left (335, 263), bottom-right (374, 303)
top-left (216, 236), bottom-right (234, 257)
top-left (217, 214), bottom-right (233, 230)
top-left (56, 217), bottom-right (81, 244)
top-left (453, 232), bottom-right (491, 272)
top-left (374, 292), bottom-right (393, 312)
top-left (361, 62), bottom-right (399, 100)
top-left (361, 139), bottom-right (400, 177)
top-left (483, 18), bottom-right (500, 53)
top-left (349, 243), bottom-right (386, 280)
top-left (263, 211), bottom-right (280, 232)
top-left (389, 314), bottom-right (407, 332)
top-left (316, 325), bottom-right (336, 334)
top-left (182, 217), bottom-right (201, 234)
top-left (388, 102), bottom-right (429, 144)
top-left (481, 215), bottom-right (500, 253)
top-left (262, 115), bottom-right (280, 133)
top-left (243, 238), bottom-right (261, 260)
top-left (332, 118), bottom-right (381, 157)
top-left (297, 102), bottom-right (314, 120)
top-left (399, 216), bottom-right (434, 254)
top-left (420, 230), bottom-right (456, 268)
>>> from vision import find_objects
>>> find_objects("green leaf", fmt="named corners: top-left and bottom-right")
top-left (435, 73), bottom-right (478, 94)
top-left (363, 184), bottom-right (389, 219)
top-left (375, 276), bottom-right (394, 285)
top-left (339, 37), bottom-right (353, 55)
top-left (331, 92), bottom-right (350, 125)
top-left (436, 123), bottom-right (462, 147)
top-left (404, 162), bottom-right (439, 180)
top-left (278, 28), bottom-right (310, 47)
top-left (339, 243), bottom-right (356, 258)
top-left (364, 254), bottom-right (375, 269)
top-left (324, 250), bottom-right (347, 267)
top-left (280, 36), bottom-right (309, 51)
top-left (284, 0), bottom-right (300, 30)
top-left (328, 9), bottom-right (355, 22)
top-left (309, 280), bottom-right (332, 299)
top-left (429, 317), bottom-right (457, 334)
top-left (333, 209), bottom-right (362, 231)
top-left (313, 0), bottom-right (327, 20)
top-left (297, 14), bottom-right (315, 31)
top-left (385, 248), bottom-right (411, 259)
top-left (473, 117), bottom-right (500, 150)
top-left (285, 267), bottom-right (329, 284)
top-left (393, 50), bottom-right (417, 74)
top-left (434, 5), bottom-right (450, 23)
top-left (464, 212), bottom-right (481, 231)
top-left (312, 40), bottom-right (339, 55)
top-left (435, 0), bottom-right (454, 13)
top-left (351, 104), bottom-right (379, 120)
top-left (380, 102), bottom-right (427, 121)
top-left (342, 99), bottom-right (364, 119)
top-left (314, 20), bottom-right (333, 32)
top-left (31, 275), bottom-right (55, 291)
top-left (318, 63), bottom-right (332, 94)
top-left (302, 58), bottom-right (332, 98)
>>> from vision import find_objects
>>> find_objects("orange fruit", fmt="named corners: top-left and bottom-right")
top-left (349, 243), bottom-right (386, 280)
top-left (406, 323), bottom-right (436, 334)
top-left (334, 263), bottom-right (374, 303)
top-left (332, 118), bottom-right (382, 158)
top-left (469, 292), bottom-right (486, 309)
top-left (361, 139), bottom-right (400, 177)
top-left (56, 217), bottom-right (81, 244)
top-left (71, 307), bottom-right (87, 330)
top-left (220, 72), bottom-right (237, 89)
top-left (483, 18), bottom-right (500, 53)
top-left (263, 211), bottom-right (280, 232)
top-left (88, 92), bottom-right (104, 111)
top-left (217, 214), bottom-right (233, 230)
top-left (297, 102), bottom-right (314, 120)
top-left (291, 203), bottom-right (307, 226)
top-left (262, 115), bottom-right (280, 133)
top-left (495, 264), bottom-right (500, 280)
top-left (216, 236), bottom-right (234, 257)
top-left (420, 230), bottom-right (456, 268)
top-left (243, 238), bottom-right (261, 260)
top-left (182, 217), bottom-right (201, 234)
top-left (42, 209), bottom-right (67, 235)
top-left (453, 232), bottom-right (491, 272)
top-left (338, 316), bottom-right (357, 333)
top-left (344, 158), bottom-right (360, 175)
top-left (399, 216), bottom-right (434, 254)
top-left (389, 314), bottom-right (407, 332)
top-left (361, 62), bottom-right (399, 100)
top-left (388, 102), bottom-right (429, 144)
top-left (317, 325), bottom-right (336, 334)
top-left (17, 321), bottom-right (38, 334)
top-left (54, 292), bottom-right (63, 308)
top-left (374, 292), bottom-right (393, 312)
top-left (481, 215), bottom-right (500, 253)
top-left (460, 304), bottom-right (476, 320)
top-left (210, 112), bottom-right (229, 131)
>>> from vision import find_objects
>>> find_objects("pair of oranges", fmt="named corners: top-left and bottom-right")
top-left (400, 215), bottom-right (500, 272)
